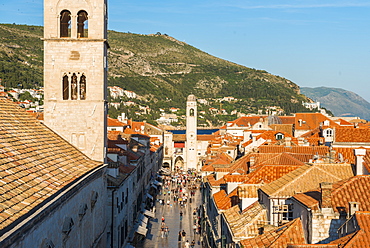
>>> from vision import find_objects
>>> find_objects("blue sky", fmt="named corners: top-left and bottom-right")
top-left (1, 0), bottom-right (370, 101)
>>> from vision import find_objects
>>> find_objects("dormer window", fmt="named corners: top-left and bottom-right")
top-left (77, 10), bottom-right (88, 38)
top-left (60, 10), bottom-right (71, 38)
top-left (275, 133), bottom-right (284, 140)
top-left (325, 128), bottom-right (333, 137)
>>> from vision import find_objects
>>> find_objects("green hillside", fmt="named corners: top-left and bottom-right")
top-left (0, 24), bottom-right (313, 126)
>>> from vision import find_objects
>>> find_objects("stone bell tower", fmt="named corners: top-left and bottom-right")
top-left (186, 94), bottom-right (198, 170)
top-left (43, 0), bottom-right (108, 162)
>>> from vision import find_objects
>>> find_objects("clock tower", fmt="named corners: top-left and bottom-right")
top-left (186, 94), bottom-right (198, 170)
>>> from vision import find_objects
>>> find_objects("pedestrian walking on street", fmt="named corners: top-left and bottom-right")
top-left (180, 211), bottom-right (183, 221)
top-left (161, 226), bottom-right (165, 238)
top-left (161, 216), bottom-right (165, 223)
top-left (164, 226), bottom-right (169, 238)
top-left (178, 231), bottom-right (182, 242)
top-left (184, 240), bottom-right (190, 248)
top-left (181, 230), bottom-right (186, 241)
top-left (191, 239), bottom-right (195, 248)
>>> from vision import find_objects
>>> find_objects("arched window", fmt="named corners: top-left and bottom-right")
top-left (71, 73), bottom-right (78, 100)
top-left (77, 10), bottom-right (88, 38)
top-left (80, 74), bottom-right (86, 100)
top-left (60, 10), bottom-right (71, 38)
top-left (62, 75), bottom-right (69, 100)
top-left (189, 108), bottom-right (194, 116)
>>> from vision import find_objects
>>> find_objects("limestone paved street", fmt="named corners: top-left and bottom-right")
top-left (136, 178), bottom-right (203, 248)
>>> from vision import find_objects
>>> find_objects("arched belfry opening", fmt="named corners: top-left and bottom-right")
top-left (71, 73), bottom-right (78, 100)
top-left (190, 108), bottom-right (195, 116)
top-left (60, 10), bottom-right (71, 38)
top-left (80, 74), bottom-right (86, 100)
top-left (62, 74), bottom-right (69, 100)
top-left (77, 10), bottom-right (88, 38)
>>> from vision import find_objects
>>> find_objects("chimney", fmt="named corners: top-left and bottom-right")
top-left (354, 148), bottom-right (366, 175)
top-left (320, 182), bottom-right (333, 209)
top-left (250, 156), bottom-right (255, 167)
top-left (285, 137), bottom-right (292, 147)
top-left (347, 202), bottom-right (360, 218)
top-left (348, 202), bottom-right (360, 218)
top-left (298, 119), bottom-right (303, 127)
top-left (230, 195), bottom-right (239, 207)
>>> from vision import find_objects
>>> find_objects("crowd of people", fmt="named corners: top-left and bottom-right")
top-left (156, 168), bottom-right (202, 247)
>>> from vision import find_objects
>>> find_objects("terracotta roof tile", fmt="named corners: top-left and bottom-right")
top-left (240, 218), bottom-right (306, 248)
top-left (335, 127), bottom-right (370, 143)
top-left (0, 98), bottom-right (102, 230)
top-left (328, 212), bottom-right (370, 247)
top-left (107, 117), bottom-right (125, 127)
top-left (213, 190), bottom-right (231, 210)
top-left (261, 163), bottom-right (354, 197)
top-left (223, 202), bottom-right (267, 239)
top-left (258, 145), bottom-right (329, 156)
top-left (295, 113), bottom-right (339, 130)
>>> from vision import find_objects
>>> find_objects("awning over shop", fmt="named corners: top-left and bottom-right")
top-left (150, 184), bottom-right (157, 190)
top-left (135, 225), bottom-right (147, 236)
top-left (153, 180), bottom-right (162, 186)
top-left (146, 193), bottom-right (153, 200)
top-left (143, 209), bottom-right (155, 218)
top-left (138, 214), bottom-right (148, 226)
top-left (124, 244), bottom-right (135, 248)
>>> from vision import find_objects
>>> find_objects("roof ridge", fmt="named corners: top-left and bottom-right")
top-left (315, 164), bottom-right (344, 182)
top-left (266, 164), bottom-right (311, 196)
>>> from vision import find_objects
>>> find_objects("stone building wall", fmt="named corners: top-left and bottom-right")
top-left (311, 210), bottom-right (343, 244)
top-left (44, 0), bottom-right (108, 162)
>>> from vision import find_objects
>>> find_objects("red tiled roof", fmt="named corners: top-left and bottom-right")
top-left (223, 202), bottom-right (267, 238)
top-left (335, 127), bottom-right (370, 143)
top-left (332, 147), bottom-right (356, 164)
top-left (295, 113), bottom-right (339, 130)
top-left (240, 218), bottom-right (306, 248)
top-left (245, 165), bottom-right (301, 184)
top-left (213, 190), bottom-right (231, 210)
top-left (331, 176), bottom-right (370, 213)
top-left (261, 163), bottom-right (354, 197)
top-left (258, 145), bottom-right (329, 156)
top-left (292, 176), bottom-right (370, 214)
top-left (227, 116), bottom-right (265, 127)
top-left (107, 117), bottom-right (125, 127)
top-left (329, 211), bottom-right (370, 247)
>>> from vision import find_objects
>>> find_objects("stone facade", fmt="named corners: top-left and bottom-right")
top-left (43, 0), bottom-right (108, 162)
top-left (186, 94), bottom-right (198, 170)
top-left (310, 210), bottom-right (343, 244)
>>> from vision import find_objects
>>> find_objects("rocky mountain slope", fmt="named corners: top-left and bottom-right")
top-left (301, 87), bottom-right (370, 120)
